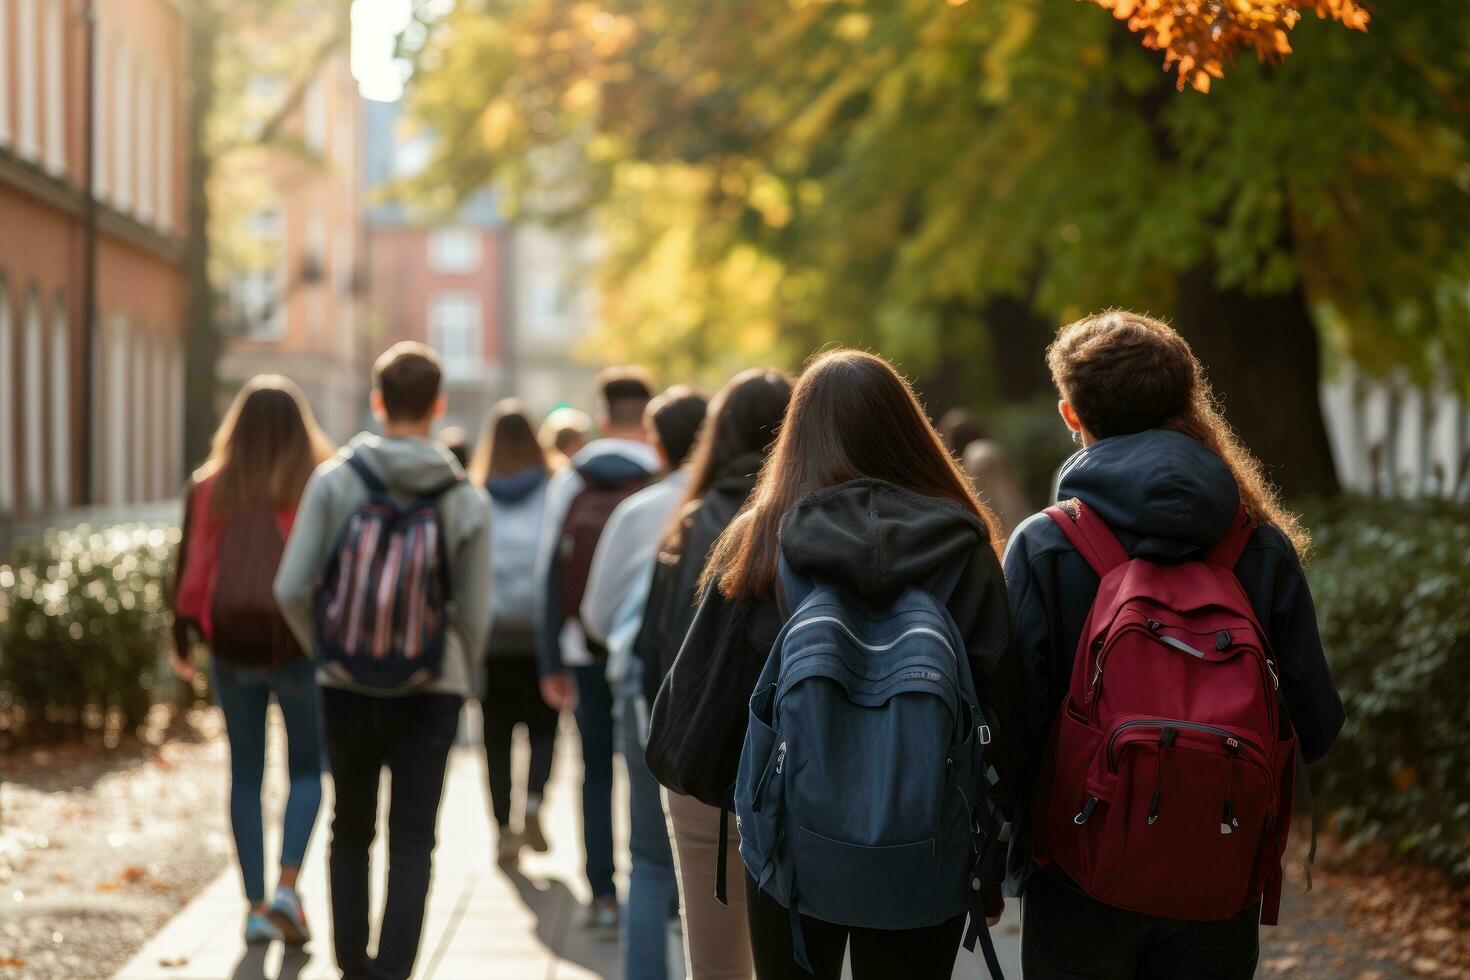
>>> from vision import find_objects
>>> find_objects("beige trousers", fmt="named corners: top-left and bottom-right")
top-left (663, 788), bottom-right (754, 980)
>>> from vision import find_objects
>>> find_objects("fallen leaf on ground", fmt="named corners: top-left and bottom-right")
top-left (158, 954), bottom-right (189, 967)
top-left (1264, 957), bottom-right (1303, 973)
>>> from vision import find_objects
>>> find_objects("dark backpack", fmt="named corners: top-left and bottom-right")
top-left (557, 476), bottom-right (648, 625)
top-left (313, 455), bottom-right (462, 691)
top-left (210, 507), bottom-right (301, 668)
top-left (734, 557), bottom-right (1008, 978)
top-left (1032, 500), bottom-right (1296, 924)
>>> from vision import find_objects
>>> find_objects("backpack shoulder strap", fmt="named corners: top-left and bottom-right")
top-left (344, 453), bottom-right (388, 496)
top-left (1044, 500), bottom-right (1128, 577)
top-left (1205, 504), bottom-right (1255, 569)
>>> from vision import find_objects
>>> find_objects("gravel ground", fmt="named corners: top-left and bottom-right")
top-left (0, 712), bottom-right (237, 980)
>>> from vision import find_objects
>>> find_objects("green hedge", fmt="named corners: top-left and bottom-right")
top-left (0, 523), bottom-right (185, 741)
top-left (1303, 497), bottom-right (1470, 880)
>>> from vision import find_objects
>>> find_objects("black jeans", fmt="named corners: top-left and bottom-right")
top-left (571, 663), bottom-right (617, 899)
top-left (1022, 865), bottom-right (1260, 979)
top-left (482, 656), bottom-right (558, 828)
top-left (322, 688), bottom-right (462, 980)
top-left (746, 872), bottom-right (965, 980)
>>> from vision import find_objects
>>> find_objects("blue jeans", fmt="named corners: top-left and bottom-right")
top-left (619, 694), bottom-right (679, 980)
top-left (210, 657), bottom-right (324, 905)
top-left (571, 664), bottom-right (617, 899)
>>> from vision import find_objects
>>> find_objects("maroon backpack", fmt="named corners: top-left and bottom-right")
top-left (211, 507), bottom-right (302, 668)
top-left (557, 476), bottom-right (649, 625)
top-left (1031, 500), bottom-right (1297, 924)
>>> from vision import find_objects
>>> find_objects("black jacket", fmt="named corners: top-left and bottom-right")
top-left (647, 478), bottom-right (1024, 810)
top-left (635, 453), bottom-right (762, 708)
top-left (1004, 431), bottom-right (1346, 882)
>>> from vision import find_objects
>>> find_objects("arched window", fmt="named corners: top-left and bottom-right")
top-left (92, 15), bottom-right (109, 199)
top-left (0, 280), bottom-right (14, 514)
top-left (108, 316), bottom-right (129, 503)
top-left (136, 61), bottom-right (153, 222)
top-left (23, 289), bottom-right (45, 512)
top-left (113, 38), bottom-right (132, 212)
top-left (44, 0), bottom-right (65, 174)
top-left (17, 0), bottom-right (39, 160)
top-left (132, 328), bottom-right (148, 500)
top-left (156, 78), bottom-right (173, 231)
top-left (151, 339), bottom-right (168, 494)
top-left (51, 295), bottom-right (70, 508)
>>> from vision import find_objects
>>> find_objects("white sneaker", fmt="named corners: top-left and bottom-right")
top-left (268, 885), bottom-right (311, 946)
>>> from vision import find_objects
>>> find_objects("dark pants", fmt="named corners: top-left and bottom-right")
top-left (482, 656), bottom-right (558, 829)
top-left (1022, 865), bottom-right (1260, 979)
top-left (746, 872), bottom-right (965, 980)
top-left (570, 663), bottom-right (617, 899)
top-left (322, 687), bottom-right (462, 980)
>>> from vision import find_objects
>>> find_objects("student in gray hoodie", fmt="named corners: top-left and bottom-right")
top-left (274, 343), bottom-right (492, 980)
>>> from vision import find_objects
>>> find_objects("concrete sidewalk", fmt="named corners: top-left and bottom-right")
top-left (114, 714), bottom-right (1020, 980)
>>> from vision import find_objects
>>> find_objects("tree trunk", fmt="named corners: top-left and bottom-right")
top-left (1173, 265), bottom-right (1341, 498)
top-left (182, 5), bottom-right (220, 473)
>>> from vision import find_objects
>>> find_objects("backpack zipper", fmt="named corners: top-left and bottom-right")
top-left (1146, 727), bottom-right (1177, 826)
top-left (786, 615), bottom-right (957, 656)
top-left (775, 741), bottom-right (787, 775)
top-left (1107, 718), bottom-right (1265, 771)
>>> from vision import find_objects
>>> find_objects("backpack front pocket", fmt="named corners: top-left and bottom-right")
top-left (793, 826), bottom-right (940, 930)
top-left (1089, 717), bottom-right (1273, 920)
top-left (735, 686), bottom-right (786, 888)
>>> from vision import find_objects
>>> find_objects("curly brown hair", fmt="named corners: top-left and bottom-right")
top-left (1047, 310), bottom-right (1310, 557)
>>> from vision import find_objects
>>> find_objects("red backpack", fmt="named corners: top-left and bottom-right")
top-left (1032, 500), bottom-right (1297, 924)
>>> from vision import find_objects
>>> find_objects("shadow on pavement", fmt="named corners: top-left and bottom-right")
top-left (227, 943), bottom-right (311, 980)
top-left (502, 865), bottom-right (620, 976)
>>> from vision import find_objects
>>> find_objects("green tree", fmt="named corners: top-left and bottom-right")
top-left (412, 0), bottom-right (1470, 496)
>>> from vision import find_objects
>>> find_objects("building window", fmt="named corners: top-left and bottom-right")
top-left (108, 317), bottom-right (128, 504)
top-left (304, 78), bottom-right (327, 154)
top-left (428, 292), bottom-right (483, 379)
top-left (136, 64), bottom-right (154, 222)
top-left (233, 208), bottom-right (286, 340)
top-left (428, 229), bottom-right (483, 275)
top-left (43, 0), bottom-right (64, 173)
top-left (51, 296), bottom-right (69, 509)
top-left (18, 0), bottom-right (39, 160)
top-left (0, 281), bottom-right (13, 514)
top-left (113, 39), bottom-right (133, 211)
top-left (156, 78), bottom-right (173, 231)
top-left (23, 290), bottom-right (45, 512)
top-left (132, 331), bottom-right (148, 500)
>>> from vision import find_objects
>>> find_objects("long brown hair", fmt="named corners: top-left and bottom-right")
top-left (663, 367), bottom-right (792, 555)
top-left (468, 399), bottom-right (550, 484)
top-left (704, 350), bottom-right (998, 600)
top-left (195, 375), bottom-right (334, 516)
top-left (1046, 310), bottom-right (1310, 556)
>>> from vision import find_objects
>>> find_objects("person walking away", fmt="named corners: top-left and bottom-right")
top-left (274, 342), bottom-right (493, 980)
top-left (1005, 311), bottom-right (1345, 980)
top-left (467, 400), bottom-right (561, 867)
top-left (647, 351), bottom-right (1022, 980)
top-left (436, 425), bottom-right (471, 469)
top-left (940, 408), bottom-right (1031, 539)
top-left (172, 376), bottom-right (333, 946)
top-left (534, 366), bottom-right (662, 934)
top-left (581, 386), bottom-right (710, 980)
top-left (634, 368), bottom-right (791, 980)
top-left (540, 406), bottom-right (593, 469)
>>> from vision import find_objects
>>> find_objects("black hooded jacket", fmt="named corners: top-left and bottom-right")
top-left (646, 478), bottom-right (1023, 810)
top-left (1004, 430), bottom-right (1345, 858)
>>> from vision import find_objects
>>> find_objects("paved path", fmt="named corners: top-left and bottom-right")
top-left (115, 713), bottom-right (1021, 980)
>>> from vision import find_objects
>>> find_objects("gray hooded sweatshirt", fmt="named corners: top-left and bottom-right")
top-left (274, 433), bottom-right (493, 698)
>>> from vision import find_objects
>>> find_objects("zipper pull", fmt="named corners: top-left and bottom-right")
top-left (1146, 728), bottom-right (1176, 827)
top-left (1073, 796), bottom-right (1101, 825)
top-left (1265, 658), bottom-right (1280, 690)
top-left (775, 741), bottom-right (787, 775)
top-left (1220, 799), bottom-right (1237, 835)
top-left (1221, 738), bottom-right (1240, 834)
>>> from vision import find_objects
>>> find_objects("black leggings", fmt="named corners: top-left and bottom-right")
top-left (481, 656), bottom-right (558, 828)
top-left (746, 872), bottom-right (965, 980)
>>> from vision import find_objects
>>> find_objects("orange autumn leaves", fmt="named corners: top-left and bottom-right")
top-left (1086, 0), bottom-right (1370, 91)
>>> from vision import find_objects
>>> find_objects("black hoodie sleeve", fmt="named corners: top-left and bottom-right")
top-left (950, 541), bottom-right (1024, 810)
top-left (1240, 526), bottom-right (1345, 764)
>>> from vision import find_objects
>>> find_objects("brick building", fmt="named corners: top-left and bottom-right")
top-left (0, 0), bottom-right (187, 530)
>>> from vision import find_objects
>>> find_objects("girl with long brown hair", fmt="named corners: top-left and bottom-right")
top-left (1006, 311), bottom-right (1343, 978)
top-left (171, 375), bottom-right (334, 946)
top-left (646, 350), bottom-right (1022, 979)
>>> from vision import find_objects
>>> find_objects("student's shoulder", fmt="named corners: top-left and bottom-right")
top-left (1005, 509), bottom-right (1073, 563)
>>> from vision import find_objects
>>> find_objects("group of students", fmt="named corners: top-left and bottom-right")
top-left (171, 310), bottom-right (1344, 980)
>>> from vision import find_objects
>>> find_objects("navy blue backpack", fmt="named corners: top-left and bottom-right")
top-left (733, 557), bottom-right (1008, 977)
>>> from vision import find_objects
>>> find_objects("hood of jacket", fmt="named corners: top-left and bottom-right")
top-left (1056, 429), bottom-right (1239, 561)
top-left (571, 437), bottom-right (661, 488)
top-left (486, 466), bottom-right (547, 503)
top-left (347, 433), bottom-right (463, 496)
top-left (779, 479), bottom-right (991, 599)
